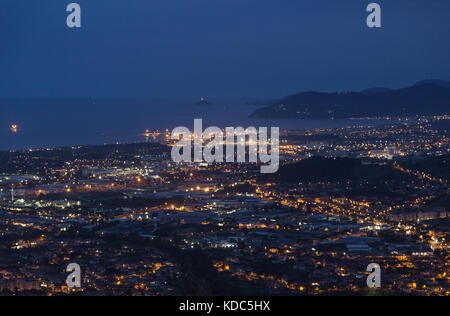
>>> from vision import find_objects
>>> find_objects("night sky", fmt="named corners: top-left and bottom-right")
top-left (1, 0), bottom-right (450, 99)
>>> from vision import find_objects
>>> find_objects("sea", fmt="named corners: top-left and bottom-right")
top-left (0, 98), bottom-right (403, 151)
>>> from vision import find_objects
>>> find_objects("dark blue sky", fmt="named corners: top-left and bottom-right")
top-left (1, 0), bottom-right (449, 98)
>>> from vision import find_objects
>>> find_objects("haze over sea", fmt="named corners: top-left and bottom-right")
top-left (0, 98), bottom-right (397, 151)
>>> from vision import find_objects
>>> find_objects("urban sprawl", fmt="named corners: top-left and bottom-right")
top-left (0, 115), bottom-right (449, 296)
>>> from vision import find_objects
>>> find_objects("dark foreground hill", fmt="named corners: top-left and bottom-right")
top-left (250, 80), bottom-right (450, 119)
top-left (403, 155), bottom-right (450, 181)
top-left (274, 157), bottom-right (410, 183)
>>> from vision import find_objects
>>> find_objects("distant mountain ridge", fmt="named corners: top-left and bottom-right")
top-left (250, 80), bottom-right (450, 119)
top-left (414, 79), bottom-right (450, 89)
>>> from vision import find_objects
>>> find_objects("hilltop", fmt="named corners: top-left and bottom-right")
top-left (250, 80), bottom-right (450, 119)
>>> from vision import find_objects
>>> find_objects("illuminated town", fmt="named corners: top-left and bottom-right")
top-left (0, 115), bottom-right (448, 296)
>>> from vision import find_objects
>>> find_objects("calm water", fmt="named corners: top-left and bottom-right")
top-left (0, 98), bottom-right (398, 150)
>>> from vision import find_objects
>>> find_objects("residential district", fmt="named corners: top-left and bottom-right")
top-left (0, 116), bottom-right (448, 295)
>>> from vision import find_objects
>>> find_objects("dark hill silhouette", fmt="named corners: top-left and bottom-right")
top-left (250, 80), bottom-right (450, 119)
top-left (404, 155), bottom-right (450, 181)
top-left (429, 194), bottom-right (450, 210)
top-left (415, 79), bottom-right (450, 89)
top-left (274, 157), bottom-right (411, 183)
